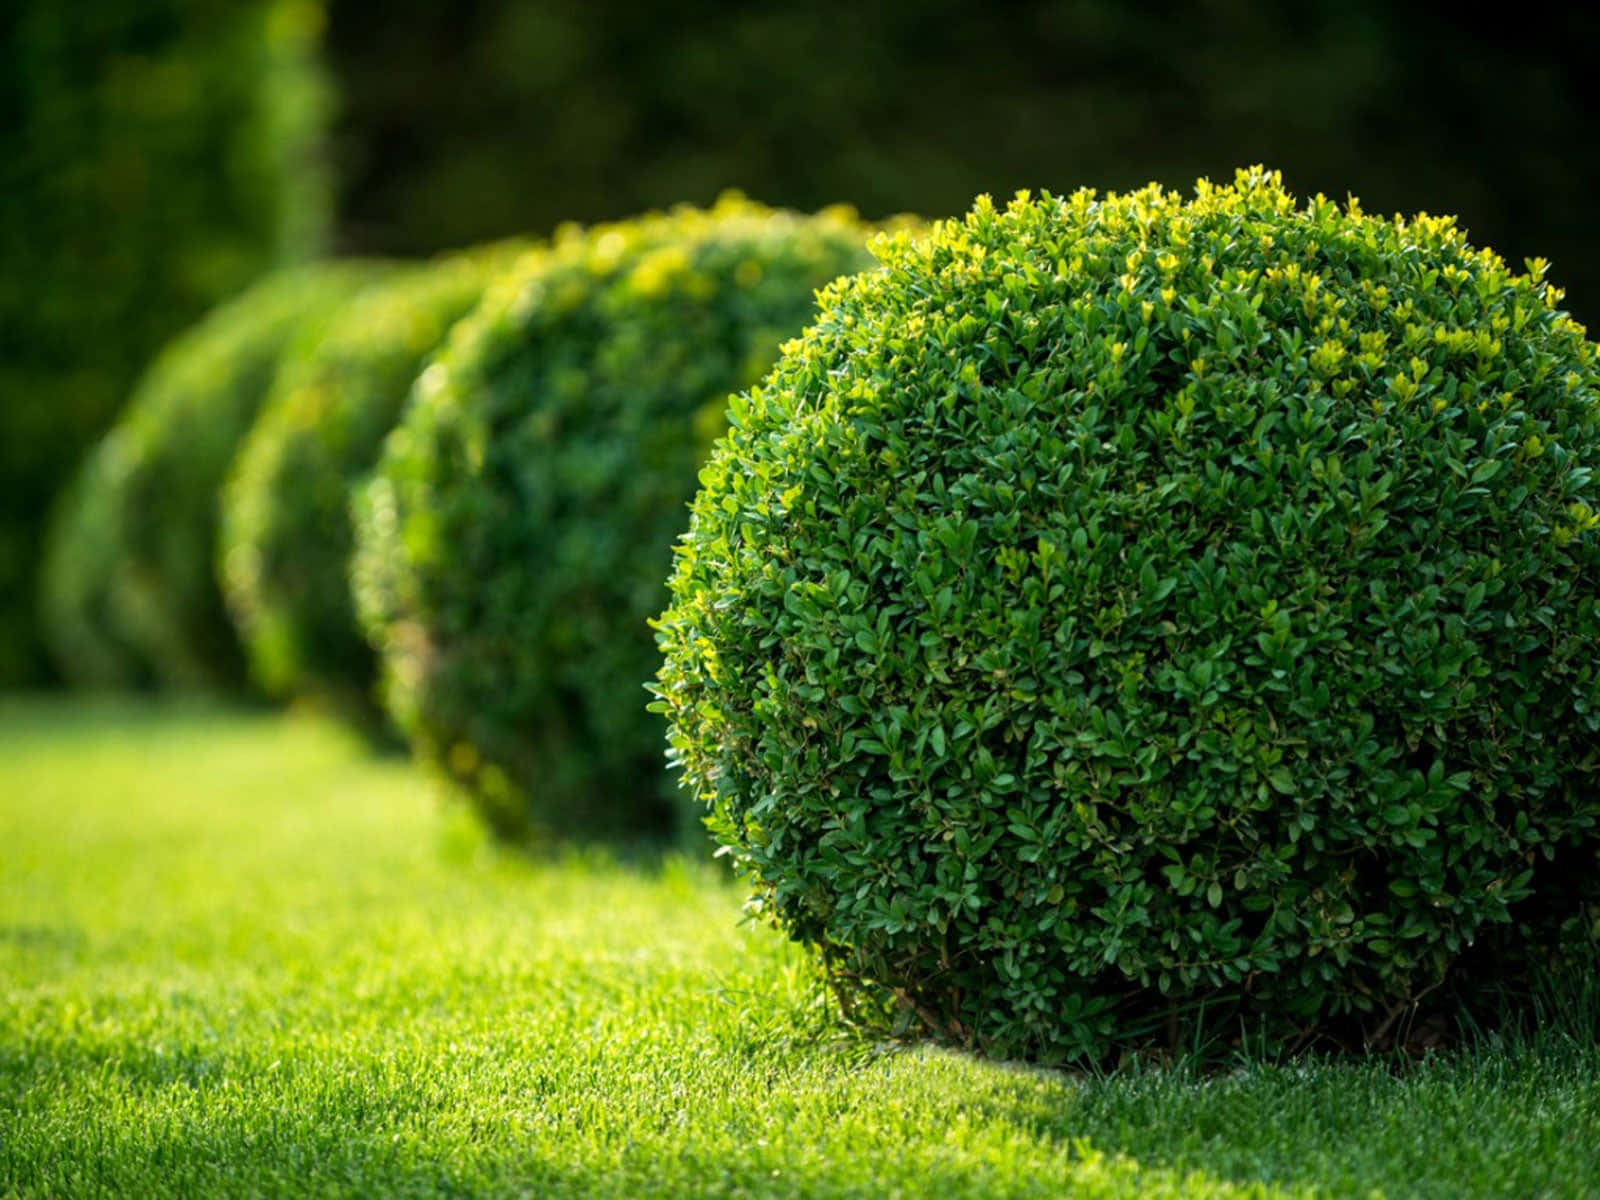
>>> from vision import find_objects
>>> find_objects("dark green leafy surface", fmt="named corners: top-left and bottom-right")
top-left (654, 168), bottom-right (1600, 1062)
top-left (220, 245), bottom-right (525, 718)
top-left (353, 198), bottom-right (879, 841)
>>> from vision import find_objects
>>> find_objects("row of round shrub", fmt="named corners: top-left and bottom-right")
top-left (43, 169), bottom-right (1599, 1063)
top-left (43, 196), bottom-right (882, 845)
top-left (44, 263), bottom-right (390, 690)
top-left (653, 168), bottom-right (1600, 1062)
top-left (219, 242), bottom-right (528, 722)
top-left (352, 196), bottom-right (881, 841)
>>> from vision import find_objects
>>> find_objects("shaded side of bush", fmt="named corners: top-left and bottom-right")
top-left (38, 435), bottom-right (157, 692)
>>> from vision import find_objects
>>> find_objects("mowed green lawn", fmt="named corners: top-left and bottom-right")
top-left (2, 701), bottom-right (1597, 1198)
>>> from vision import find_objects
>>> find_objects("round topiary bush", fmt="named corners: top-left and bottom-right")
top-left (48, 262), bottom-right (391, 690)
top-left (220, 243), bottom-right (527, 719)
top-left (352, 196), bottom-right (880, 842)
top-left (652, 168), bottom-right (1600, 1063)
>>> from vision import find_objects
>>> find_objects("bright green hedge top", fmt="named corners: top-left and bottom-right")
top-left (220, 243), bottom-right (527, 717)
top-left (47, 262), bottom-right (390, 690)
top-left (653, 168), bottom-right (1600, 1063)
top-left (352, 196), bottom-right (881, 842)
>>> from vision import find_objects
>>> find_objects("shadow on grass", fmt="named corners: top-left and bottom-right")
top-left (0, 924), bottom-right (86, 954)
top-left (7, 1019), bottom-right (1599, 1199)
top-left (0, 1036), bottom-right (1266, 1200)
top-left (974, 1031), bottom-right (1600, 1198)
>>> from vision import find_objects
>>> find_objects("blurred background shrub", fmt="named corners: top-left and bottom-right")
top-left (352, 199), bottom-right (877, 843)
top-left (43, 264), bottom-right (390, 691)
top-left (3, 0), bottom-right (331, 685)
top-left (38, 437), bottom-right (157, 692)
top-left (220, 243), bottom-right (528, 722)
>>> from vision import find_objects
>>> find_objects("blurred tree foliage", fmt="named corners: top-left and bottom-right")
top-left (328, 0), bottom-right (1600, 328)
top-left (0, 0), bottom-right (330, 685)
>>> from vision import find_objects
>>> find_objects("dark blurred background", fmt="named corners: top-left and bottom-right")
top-left (326, 0), bottom-right (1600, 295)
top-left (6, 0), bottom-right (1599, 686)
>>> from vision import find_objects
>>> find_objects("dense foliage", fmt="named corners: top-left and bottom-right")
top-left (43, 264), bottom-right (388, 690)
top-left (353, 197), bottom-right (878, 841)
top-left (654, 169), bottom-right (1600, 1062)
top-left (221, 245), bottom-right (525, 718)
top-left (2, 0), bottom-right (330, 685)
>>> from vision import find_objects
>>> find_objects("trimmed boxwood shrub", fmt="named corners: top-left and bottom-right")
top-left (44, 263), bottom-right (390, 690)
top-left (653, 168), bottom-right (1600, 1063)
top-left (220, 243), bottom-right (526, 718)
top-left (352, 197), bottom-right (879, 842)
